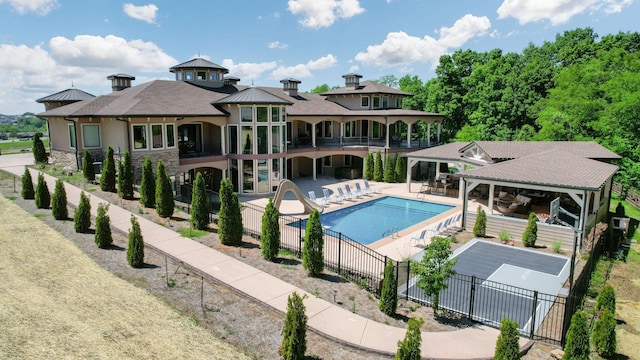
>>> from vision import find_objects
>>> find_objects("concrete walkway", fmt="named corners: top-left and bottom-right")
top-left (0, 153), bottom-right (530, 359)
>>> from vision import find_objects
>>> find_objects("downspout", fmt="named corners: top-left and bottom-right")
top-left (64, 117), bottom-right (80, 170)
top-left (461, 178), bottom-right (468, 231)
top-left (115, 117), bottom-right (131, 153)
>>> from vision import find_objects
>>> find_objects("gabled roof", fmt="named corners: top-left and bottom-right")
top-left (36, 88), bottom-right (96, 103)
top-left (169, 58), bottom-right (229, 73)
top-left (320, 80), bottom-right (410, 96)
top-left (212, 87), bottom-right (292, 105)
top-left (459, 141), bottom-right (621, 161)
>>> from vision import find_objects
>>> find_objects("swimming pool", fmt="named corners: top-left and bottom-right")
top-left (292, 196), bottom-right (454, 245)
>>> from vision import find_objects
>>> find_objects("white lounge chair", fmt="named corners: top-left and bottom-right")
top-left (364, 180), bottom-right (381, 194)
top-left (308, 191), bottom-right (327, 207)
top-left (355, 182), bottom-right (372, 196)
top-left (323, 188), bottom-right (343, 204)
top-left (345, 184), bottom-right (362, 199)
top-left (337, 187), bottom-right (355, 201)
top-left (411, 229), bottom-right (428, 246)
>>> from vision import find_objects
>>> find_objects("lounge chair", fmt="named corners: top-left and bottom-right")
top-left (411, 229), bottom-right (428, 246)
top-left (364, 180), bottom-right (381, 194)
top-left (337, 187), bottom-right (355, 201)
top-left (308, 191), bottom-right (327, 207)
top-left (355, 182), bottom-right (371, 196)
top-left (426, 221), bottom-right (444, 238)
top-left (322, 188), bottom-right (343, 204)
top-left (345, 184), bottom-right (362, 199)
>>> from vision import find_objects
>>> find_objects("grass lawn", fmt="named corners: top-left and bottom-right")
top-left (0, 138), bottom-right (49, 154)
top-left (610, 193), bottom-right (640, 243)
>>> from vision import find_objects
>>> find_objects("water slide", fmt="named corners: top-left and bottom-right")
top-left (272, 179), bottom-right (324, 214)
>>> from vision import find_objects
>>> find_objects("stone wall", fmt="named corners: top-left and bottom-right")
top-left (51, 149), bottom-right (79, 170)
top-left (131, 150), bottom-right (180, 182)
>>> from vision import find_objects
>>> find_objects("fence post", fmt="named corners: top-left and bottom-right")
top-left (468, 275), bottom-right (476, 320)
top-left (394, 259), bottom-right (399, 297)
top-left (298, 218), bottom-right (303, 258)
top-left (529, 291), bottom-right (538, 339)
top-left (337, 232), bottom-right (342, 274)
top-left (406, 260), bottom-right (410, 300)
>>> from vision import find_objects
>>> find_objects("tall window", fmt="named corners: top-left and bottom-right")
top-left (361, 96), bottom-right (369, 108)
top-left (166, 124), bottom-right (176, 148)
top-left (257, 107), bottom-right (268, 122)
top-left (344, 121), bottom-right (356, 137)
top-left (241, 126), bottom-right (253, 154)
top-left (133, 124), bottom-right (147, 150)
top-left (241, 107), bottom-right (253, 122)
top-left (257, 126), bottom-right (268, 154)
top-left (272, 107), bottom-right (280, 122)
top-left (228, 126), bottom-right (238, 154)
top-left (82, 124), bottom-right (101, 148)
top-left (151, 124), bottom-right (163, 149)
top-left (373, 96), bottom-right (381, 108)
top-left (271, 126), bottom-right (281, 153)
top-left (185, 71), bottom-right (193, 80)
top-left (68, 124), bottom-right (76, 149)
top-left (382, 96), bottom-right (389, 108)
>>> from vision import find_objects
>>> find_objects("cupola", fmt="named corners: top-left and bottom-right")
top-left (107, 73), bottom-right (135, 92)
top-left (169, 58), bottom-right (229, 88)
top-left (342, 73), bottom-right (362, 88)
top-left (280, 78), bottom-right (301, 96)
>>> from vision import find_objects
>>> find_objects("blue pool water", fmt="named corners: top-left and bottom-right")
top-left (292, 196), bottom-right (454, 245)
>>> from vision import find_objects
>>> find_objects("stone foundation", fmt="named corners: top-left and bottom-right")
top-left (50, 150), bottom-right (79, 170)
top-left (131, 150), bottom-right (180, 182)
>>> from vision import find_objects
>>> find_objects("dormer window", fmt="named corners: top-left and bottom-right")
top-left (373, 96), bottom-right (380, 108)
top-left (185, 71), bottom-right (194, 81)
top-left (209, 73), bottom-right (218, 81)
top-left (361, 96), bottom-right (369, 108)
top-left (382, 96), bottom-right (389, 108)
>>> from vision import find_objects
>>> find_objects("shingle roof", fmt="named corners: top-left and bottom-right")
top-left (36, 88), bottom-right (96, 103)
top-left (404, 142), bottom-right (468, 161)
top-left (107, 73), bottom-right (135, 80)
top-left (169, 58), bottom-right (229, 73)
top-left (461, 141), bottom-right (621, 160)
top-left (212, 87), bottom-right (292, 105)
top-left (320, 80), bottom-right (410, 96)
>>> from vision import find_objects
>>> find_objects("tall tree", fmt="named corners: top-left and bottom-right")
top-left (280, 292), bottom-right (307, 360)
top-left (494, 318), bottom-right (521, 360)
top-left (82, 150), bottom-right (95, 182)
top-left (32, 133), bottom-right (48, 164)
top-left (374, 151), bottom-right (384, 182)
top-left (379, 259), bottom-right (398, 316)
top-left (218, 178), bottom-right (243, 246)
top-left (260, 198), bottom-right (280, 261)
top-left (563, 311), bottom-right (590, 360)
top-left (190, 172), bottom-right (210, 230)
top-left (94, 203), bottom-right (112, 248)
top-left (155, 160), bottom-right (174, 218)
top-left (139, 156), bottom-right (155, 208)
top-left (117, 150), bottom-right (134, 200)
top-left (34, 172), bottom-right (50, 209)
top-left (51, 178), bottom-right (68, 220)
top-left (74, 191), bottom-right (91, 233)
top-left (395, 317), bottom-right (423, 360)
top-left (100, 146), bottom-right (117, 192)
top-left (127, 215), bottom-right (145, 268)
top-left (21, 166), bottom-right (34, 200)
top-left (364, 152), bottom-right (374, 180)
top-left (384, 153), bottom-right (396, 183)
top-left (302, 209), bottom-right (324, 277)
top-left (411, 236), bottom-right (457, 313)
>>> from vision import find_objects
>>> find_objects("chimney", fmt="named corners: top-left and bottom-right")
top-left (107, 73), bottom-right (135, 92)
top-left (224, 76), bottom-right (240, 85)
top-left (342, 73), bottom-right (362, 89)
top-left (280, 78), bottom-right (301, 96)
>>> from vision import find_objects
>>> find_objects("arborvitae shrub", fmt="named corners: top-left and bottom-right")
top-left (51, 178), bottom-right (68, 220)
top-left (364, 152), bottom-right (374, 180)
top-left (82, 150), bottom-right (95, 182)
top-left (139, 156), bottom-right (155, 208)
top-left (100, 146), bottom-right (117, 192)
top-left (32, 133), bottom-right (48, 164)
top-left (117, 151), bottom-right (134, 200)
top-left (473, 205), bottom-right (486, 237)
top-left (379, 259), bottom-right (398, 316)
top-left (494, 318), bottom-right (520, 360)
top-left (155, 160), bottom-right (174, 218)
top-left (74, 191), bottom-right (91, 233)
top-left (303, 209), bottom-right (324, 277)
top-left (522, 212), bottom-right (538, 247)
top-left (395, 317), bottom-right (423, 360)
top-left (94, 203), bottom-right (113, 249)
top-left (190, 172), bottom-right (210, 230)
top-left (34, 172), bottom-right (50, 209)
top-left (21, 167), bottom-right (34, 199)
top-left (218, 178), bottom-right (243, 246)
top-left (261, 198), bottom-right (280, 261)
top-left (592, 309), bottom-right (616, 358)
top-left (384, 153), bottom-right (396, 183)
top-left (595, 284), bottom-right (616, 315)
top-left (127, 215), bottom-right (145, 268)
top-left (395, 154), bottom-right (406, 183)
top-left (280, 292), bottom-right (307, 360)
top-left (563, 311), bottom-right (590, 360)
top-left (374, 151), bottom-right (384, 182)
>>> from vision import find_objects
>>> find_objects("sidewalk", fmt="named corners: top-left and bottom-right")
top-left (0, 154), bottom-right (529, 359)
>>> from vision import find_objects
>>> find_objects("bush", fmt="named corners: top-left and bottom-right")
top-left (21, 167), bottom-right (34, 199)
top-left (261, 198), bottom-right (280, 261)
top-left (473, 205), bottom-right (486, 237)
top-left (32, 133), bottom-right (48, 164)
top-left (522, 212), bottom-right (538, 247)
top-left (498, 230), bottom-right (511, 243)
top-left (127, 215), bottom-right (145, 268)
top-left (374, 151), bottom-right (384, 182)
top-left (595, 284), bottom-right (616, 315)
top-left (592, 309), bottom-right (616, 358)
top-left (190, 172), bottom-right (210, 230)
top-left (139, 156), bottom-right (155, 208)
top-left (379, 259), bottom-right (398, 316)
top-left (218, 178), bottom-right (243, 246)
top-left (34, 172), bottom-right (50, 209)
top-left (384, 153), bottom-right (396, 183)
top-left (563, 311), bottom-right (590, 360)
top-left (51, 178), bottom-right (68, 220)
top-left (395, 154), bottom-right (406, 183)
top-left (364, 152), bottom-right (374, 180)
top-left (94, 203), bottom-right (112, 248)
top-left (74, 191), bottom-right (91, 233)
top-left (552, 240), bottom-right (562, 253)
top-left (494, 318), bottom-right (520, 360)
top-left (280, 292), bottom-right (307, 360)
top-left (303, 209), bottom-right (324, 277)
top-left (395, 317), bottom-right (423, 360)
top-left (155, 160), bottom-right (174, 218)
top-left (100, 146), bottom-right (117, 192)
top-left (117, 151), bottom-right (134, 200)
top-left (82, 150), bottom-right (95, 182)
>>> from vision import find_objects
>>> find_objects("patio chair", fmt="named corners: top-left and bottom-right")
top-left (337, 187), bottom-right (355, 201)
top-left (355, 182), bottom-right (371, 196)
top-left (364, 179), bottom-right (381, 194)
top-left (345, 184), bottom-right (362, 199)
top-left (426, 221), bottom-right (444, 238)
top-left (323, 188), bottom-right (343, 204)
top-left (410, 229), bottom-right (428, 246)
top-left (308, 191), bottom-right (327, 207)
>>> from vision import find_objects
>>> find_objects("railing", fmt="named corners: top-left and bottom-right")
top-left (612, 181), bottom-right (640, 210)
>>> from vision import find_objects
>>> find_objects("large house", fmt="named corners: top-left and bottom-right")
top-left (37, 58), bottom-right (443, 195)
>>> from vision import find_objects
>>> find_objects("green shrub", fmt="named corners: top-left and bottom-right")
top-left (395, 317), bottom-right (423, 360)
top-left (139, 156), bottom-right (155, 208)
top-left (384, 153), bottom-right (396, 183)
top-left (498, 230), bottom-right (511, 243)
top-left (494, 318), bottom-right (520, 360)
top-left (303, 209), bottom-right (324, 277)
top-left (74, 191), bottom-right (91, 233)
top-left (117, 151), bottom-right (134, 200)
top-left (100, 146), bottom-right (117, 192)
top-left (127, 215), bottom-right (145, 268)
top-left (595, 284), bottom-right (616, 315)
top-left (562, 311), bottom-right (590, 360)
top-left (364, 152), bottom-right (374, 180)
top-left (94, 203), bottom-right (112, 248)
top-left (218, 178), bottom-right (243, 246)
top-left (21, 167), bottom-right (34, 199)
top-left (34, 172), bottom-right (50, 209)
top-left (260, 198), bottom-right (280, 261)
top-left (379, 259), bottom-right (398, 316)
top-left (522, 212), bottom-right (538, 247)
top-left (155, 160), bottom-right (174, 218)
top-left (32, 133), bottom-right (48, 164)
top-left (280, 292), bottom-right (307, 360)
top-left (592, 309), bottom-right (616, 358)
top-left (394, 154), bottom-right (406, 183)
top-left (373, 151), bottom-right (384, 182)
top-left (51, 178), bottom-right (68, 220)
top-left (190, 172), bottom-right (210, 230)
top-left (82, 150), bottom-right (95, 182)
top-left (552, 240), bottom-right (562, 253)
top-left (473, 205), bottom-right (486, 237)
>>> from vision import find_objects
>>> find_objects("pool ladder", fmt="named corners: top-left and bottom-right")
top-left (382, 227), bottom-right (399, 238)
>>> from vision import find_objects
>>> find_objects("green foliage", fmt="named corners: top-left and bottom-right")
top-left (364, 152), bottom-right (374, 180)
top-left (379, 259), bottom-right (398, 316)
top-left (373, 151), bottom-right (383, 182)
top-left (595, 284), bottom-right (616, 315)
top-left (498, 230), bottom-right (511, 243)
top-left (494, 318), bottom-right (520, 360)
top-left (94, 203), bottom-right (112, 248)
top-left (74, 191), bottom-right (91, 233)
top-left (189, 172), bottom-right (210, 230)
top-left (411, 236), bottom-right (457, 313)
top-left (522, 212), bottom-right (538, 247)
top-left (32, 133), bottom-right (48, 164)
top-left (395, 317), bottom-right (423, 360)
top-left (218, 178), bottom-right (243, 246)
top-left (117, 151), bottom-right (134, 200)
top-left (34, 172), bottom-right (50, 209)
top-left (100, 146), bottom-right (117, 192)
top-left (280, 292), bottom-right (307, 360)
top-left (51, 178), bottom-right (68, 220)
top-left (127, 215), bottom-right (145, 268)
top-left (260, 198), bottom-right (280, 261)
top-left (303, 209), bottom-right (324, 277)
top-left (562, 311), bottom-right (590, 360)
top-left (615, 201), bottom-right (625, 216)
top-left (592, 309), bottom-right (616, 358)
top-left (139, 156), bottom-right (155, 208)
top-left (21, 167), bottom-right (34, 199)
top-left (155, 160), bottom-right (174, 218)
top-left (394, 154), bottom-right (406, 183)
top-left (82, 150), bottom-right (95, 182)
top-left (473, 206), bottom-right (486, 237)
top-left (384, 152), bottom-right (396, 183)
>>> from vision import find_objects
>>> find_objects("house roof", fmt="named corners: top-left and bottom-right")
top-left (107, 73), bottom-right (135, 80)
top-left (320, 80), bottom-right (411, 96)
top-left (459, 141), bottom-right (621, 160)
top-left (212, 87), bottom-right (292, 105)
top-left (169, 58), bottom-right (229, 73)
top-left (36, 88), bottom-right (96, 103)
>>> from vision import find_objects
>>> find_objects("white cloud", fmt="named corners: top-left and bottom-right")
top-left (601, 0), bottom-right (634, 13)
top-left (221, 59), bottom-right (278, 81)
top-left (270, 54), bottom-right (337, 80)
top-left (268, 41), bottom-right (288, 50)
top-left (123, 3), bottom-right (158, 24)
top-left (496, 0), bottom-right (632, 25)
top-left (287, 0), bottom-right (364, 29)
top-left (354, 14), bottom-right (490, 67)
top-left (0, 0), bottom-right (58, 15)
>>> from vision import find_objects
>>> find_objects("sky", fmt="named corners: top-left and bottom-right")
top-left (0, 0), bottom-right (638, 115)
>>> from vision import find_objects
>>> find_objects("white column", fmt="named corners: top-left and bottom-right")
top-left (221, 125), bottom-right (226, 155)
top-left (312, 158), bottom-right (317, 180)
top-left (406, 123), bottom-right (412, 148)
top-left (407, 158), bottom-right (417, 191)
top-left (385, 123), bottom-right (390, 148)
top-left (340, 122), bottom-right (344, 146)
top-left (311, 123), bottom-right (316, 147)
top-left (427, 123), bottom-right (431, 147)
top-left (488, 184), bottom-right (495, 214)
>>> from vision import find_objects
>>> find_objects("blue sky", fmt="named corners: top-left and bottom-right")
top-left (1, 0), bottom-right (638, 115)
